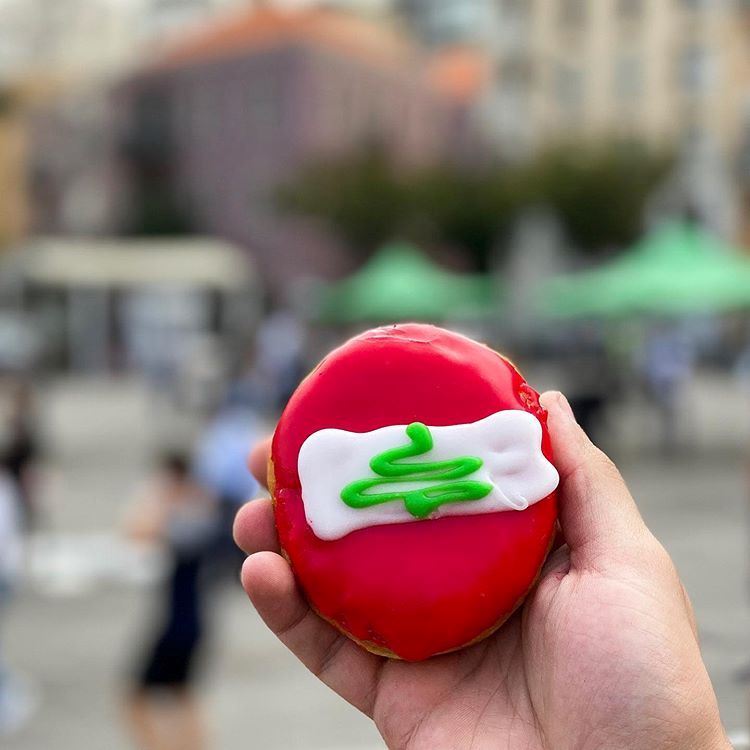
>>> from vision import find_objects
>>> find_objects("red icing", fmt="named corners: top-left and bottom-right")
top-left (271, 324), bottom-right (558, 661)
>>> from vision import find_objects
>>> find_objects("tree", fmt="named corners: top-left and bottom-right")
top-left (278, 140), bottom-right (672, 268)
top-left (408, 168), bottom-right (516, 272)
top-left (526, 142), bottom-right (673, 254)
top-left (278, 147), bottom-right (411, 257)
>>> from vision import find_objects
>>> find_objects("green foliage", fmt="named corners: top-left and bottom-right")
top-left (277, 148), bottom-right (410, 256)
top-left (278, 141), bottom-right (672, 268)
top-left (527, 142), bottom-right (673, 254)
top-left (408, 168), bottom-right (516, 272)
top-left (129, 186), bottom-right (192, 236)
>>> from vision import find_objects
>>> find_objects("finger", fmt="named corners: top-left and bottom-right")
top-left (550, 522), bottom-right (566, 553)
top-left (680, 582), bottom-right (700, 642)
top-left (242, 552), bottom-right (384, 716)
top-left (248, 436), bottom-right (272, 488)
top-left (540, 542), bottom-right (571, 582)
top-left (539, 391), bottom-right (648, 569)
top-left (233, 497), bottom-right (280, 554)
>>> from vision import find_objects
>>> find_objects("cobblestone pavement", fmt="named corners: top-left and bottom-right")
top-left (4, 376), bottom-right (750, 749)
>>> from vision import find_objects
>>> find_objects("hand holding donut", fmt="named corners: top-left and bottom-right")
top-left (235, 393), bottom-right (728, 749)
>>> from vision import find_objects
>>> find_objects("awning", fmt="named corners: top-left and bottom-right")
top-left (18, 237), bottom-right (254, 290)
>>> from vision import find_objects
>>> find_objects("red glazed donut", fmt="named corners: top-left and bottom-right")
top-left (270, 324), bottom-right (558, 661)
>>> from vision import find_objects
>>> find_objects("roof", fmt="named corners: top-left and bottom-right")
top-left (319, 242), bottom-right (494, 322)
top-left (427, 47), bottom-right (492, 103)
top-left (20, 237), bottom-right (254, 289)
top-left (153, 6), bottom-right (415, 73)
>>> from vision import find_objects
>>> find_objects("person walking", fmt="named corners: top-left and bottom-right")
top-left (123, 454), bottom-right (216, 750)
top-left (0, 457), bottom-right (34, 737)
top-left (193, 403), bottom-right (262, 578)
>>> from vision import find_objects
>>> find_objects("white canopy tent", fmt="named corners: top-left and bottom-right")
top-left (21, 237), bottom-right (255, 290)
top-left (6, 237), bottom-right (260, 375)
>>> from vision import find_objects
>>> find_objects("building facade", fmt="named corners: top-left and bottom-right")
top-left (400, 0), bottom-right (750, 235)
top-left (528, 0), bottom-right (749, 157)
top-left (523, 0), bottom-right (750, 235)
top-left (0, 0), bottom-right (146, 85)
top-left (398, 0), bottom-right (500, 46)
top-left (0, 89), bottom-right (29, 249)
top-left (405, 0), bottom-right (750, 158)
top-left (145, 0), bottom-right (255, 39)
top-left (30, 6), bottom-right (479, 291)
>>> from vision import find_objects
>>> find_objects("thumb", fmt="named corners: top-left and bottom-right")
top-left (539, 391), bottom-right (649, 570)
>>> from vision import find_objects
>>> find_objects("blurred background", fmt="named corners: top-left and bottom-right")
top-left (1, 0), bottom-right (750, 748)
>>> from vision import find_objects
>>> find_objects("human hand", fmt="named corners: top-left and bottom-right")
top-left (234, 392), bottom-right (729, 750)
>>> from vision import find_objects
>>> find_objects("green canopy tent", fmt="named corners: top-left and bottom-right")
top-left (540, 222), bottom-right (750, 319)
top-left (318, 242), bottom-right (495, 323)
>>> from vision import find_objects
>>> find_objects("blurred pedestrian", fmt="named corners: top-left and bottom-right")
top-left (0, 457), bottom-right (34, 736)
top-left (640, 323), bottom-right (694, 453)
top-left (1, 380), bottom-right (40, 530)
top-left (563, 324), bottom-right (611, 442)
top-left (193, 402), bottom-right (262, 577)
top-left (123, 454), bottom-right (216, 750)
top-left (256, 308), bottom-right (306, 410)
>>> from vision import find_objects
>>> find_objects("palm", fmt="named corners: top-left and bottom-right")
top-left (236, 394), bottom-right (727, 750)
top-left (369, 605), bottom-right (534, 749)
top-left (369, 542), bottom-right (715, 750)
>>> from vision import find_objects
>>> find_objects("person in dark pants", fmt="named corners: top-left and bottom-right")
top-left (123, 454), bottom-right (216, 750)
top-left (2, 380), bottom-right (40, 531)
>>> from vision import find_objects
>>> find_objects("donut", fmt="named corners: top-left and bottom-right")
top-left (270, 323), bottom-right (559, 661)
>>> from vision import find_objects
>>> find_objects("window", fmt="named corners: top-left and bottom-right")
top-left (190, 83), bottom-right (215, 140)
top-left (502, 58), bottom-right (533, 86)
top-left (680, 0), bottom-right (708, 9)
top-left (617, 0), bottom-right (642, 20)
top-left (680, 45), bottom-right (714, 93)
top-left (494, 85), bottom-right (530, 151)
top-left (559, 0), bottom-right (586, 28)
top-left (680, 122), bottom-right (719, 162)
top-left (502, 0), bottom-right (528, 16)
top-left (248, 76), bottom-right (282, 136)
top-left (428, 2), bottom-right (489, 44)
top-left (556, 63), bottom-right (584, 114)
top-left (615, 55), bottom-right (642, 99)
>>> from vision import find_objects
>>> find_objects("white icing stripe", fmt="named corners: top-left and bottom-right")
top-left (297, 410), bottom-right (559, 541)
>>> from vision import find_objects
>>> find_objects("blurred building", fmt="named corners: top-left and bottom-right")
top-left (0, 0), bottom-right (148, 85)
top-left (522, 0), bottom-right (750, 237)
top-left (402, 0), bottom-right (750, 157)
top-left (96, 5), bottom-right (481, 292)
top-left (147, 0), bottom-right (398, 37)
top-left (400, 0), bottom-right (750, 236)
top-left (0, 86), bottom-right (29, 250)
top-left (145, 0), bottom-right (256, 38)
top-left (28, 87), bottom-right (123, 237)
top-left (8, 236), bottom-right (258, 377)
top-left (398, 0), bottom-right (500, 46)
top-left (0, 0), bottom-right (282, 88)
top-left (0, 0), bottom-right (144, 251)
top-left (531, 1), bottom-right (749, 158)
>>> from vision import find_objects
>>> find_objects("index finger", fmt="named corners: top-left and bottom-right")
top-left (539, 391), bottom-right (648, 569)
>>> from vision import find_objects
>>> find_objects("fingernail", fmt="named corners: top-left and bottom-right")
top-left (541, 391), bottom-right (576, 423)
top-left (556, 393), bottom-right (577, 423)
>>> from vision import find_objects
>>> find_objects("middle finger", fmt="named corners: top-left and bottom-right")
top-left (233, 496), bottom-right (280, 554)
